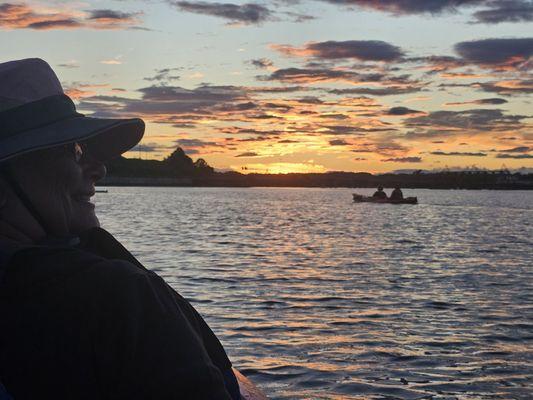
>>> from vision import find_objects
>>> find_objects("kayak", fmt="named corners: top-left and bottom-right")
top-left (234, 368), bottom-right (269, 400)
top-left (353, 193), bottom-right (418, 204)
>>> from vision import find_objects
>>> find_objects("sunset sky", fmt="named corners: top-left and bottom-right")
top-left (1, 0), bottom-right (532, 173)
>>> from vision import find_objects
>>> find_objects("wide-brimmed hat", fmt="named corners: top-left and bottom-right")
top-left (0, 58), bottom-right (144, 162)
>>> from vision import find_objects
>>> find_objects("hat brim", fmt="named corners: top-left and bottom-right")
top-left (0, 115), bottom-right (145, 162)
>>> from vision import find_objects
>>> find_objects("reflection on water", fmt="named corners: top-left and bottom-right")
top-left (96, 187), bottom-right (533, 399)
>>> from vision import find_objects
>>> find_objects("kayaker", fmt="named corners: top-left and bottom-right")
top-left (0, 59), bottom-right (240, 399)
top-left (390, 185), bottom-right (404, 200)
top-left (372, 186), bottom-right (387, 199)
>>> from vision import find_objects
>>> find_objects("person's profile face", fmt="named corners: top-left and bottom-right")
top-left (10, 142), bottom-right (107, 236)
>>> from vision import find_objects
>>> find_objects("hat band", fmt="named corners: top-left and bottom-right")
top-left (0, 94), bottom-right (82, 139)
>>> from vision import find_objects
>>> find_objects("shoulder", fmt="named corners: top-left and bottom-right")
top-left (2, 245), bottom-right (153, 298)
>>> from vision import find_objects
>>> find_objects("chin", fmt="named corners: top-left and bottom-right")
top-left (70, 213), bottom-right (101, 235)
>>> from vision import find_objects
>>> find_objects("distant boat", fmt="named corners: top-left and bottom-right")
top-left (353, 193), bottom-right (417, 204)
top-left (95, 189), bottom-right (108, 193)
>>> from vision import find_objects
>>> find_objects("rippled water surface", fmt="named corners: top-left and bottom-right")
top-left (96, 187), bottom-right (532, 399)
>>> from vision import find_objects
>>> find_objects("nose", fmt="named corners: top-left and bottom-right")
top-left (82, 156), bottom-right (107, 183)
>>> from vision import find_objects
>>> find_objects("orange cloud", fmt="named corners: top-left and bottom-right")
top-left (65, 88), bottom-right (96, 99)
top-left (65, 83), bottom-right (111, 99)
top-left (269, 43), bottom-right (312, 58)
top-left (0, 3), bottom-right (142, 30)
top-left (440, 72), bottom-right (490, 79)
top-left (0, 3), bottom-right (80, 29)
top-left (270, 40), bottom-right (404, 62)
top-left (475, 79), bottom-right (533, 95)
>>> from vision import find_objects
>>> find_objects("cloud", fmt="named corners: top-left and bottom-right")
top-left (27, 19), bottom-right (82, 29)
top-left (329, 139), bottom-right (350, 146)
top-left (87, 9), bottom-right (136, 20)
top-left (325, 0), bottom-right (532, 25)
top-left (476, 79), bottom-right (533, 95)
top-left (235, 151), bottom-right (259, 157)
top-left (100, 59), bottom-right (122, 65)
top-left (408, 55), bottom-right (466, 74)
top-left (442, 80), bottom-right (533, 95)
top-left (406, 109), bottom-right (527, 131)
top-left (261, 67), bottom-right (355, 84)
top-left (0, 3), bottom-right (141, 30)
top-left (0, 3), bottom-right (75, 30)
top-left (137, 84), bottom-right (246, 104)
top-left (176, 138), bottom-right (222, 147)
top-left (144, 68), bottom-right (181, 82)
top-left (0, 3), bottom-right (143, 30)
top-left (439, 71), bottom-right (490, 79)
top-left (171, 1), bottom-right (272, 24)
top-left (247, 85), bottom-right (312, 93)
top-left (249, 58), bottom-right (274, 69)
top-left (278, 139), bottom-right (299, 143)
top-left (247, 113), bottom-right (283, 120)
top-left (444, 97), bottom-right (508, 106)
top-left (316, 0), bottom-right (485, 15)
top-left (175, 138), bottom-right (226, 153)
top-left (283, 11), bottom-right (316, 23)
top-left (260, 67), bottom-right (419, 87)
top-left (57, 60), bottom-right (80, 69)
top-left (184, 149), bottom-right (201, 155)
top-left (496, 153), bottom-right (533, 158)
top-left (318, 112), bottom-right (348, 120)
top-left (328, 86), bottom-right (424, 96)
top-left (79, 84), bottom-right (249, 123)
top-left (381, 156), bottom-right (422, 163)
top-left (263, 102), bottom-right (292, 111)
top-left (296, 96), bottom-right (324, 104)
top-left (430, 151), bottom-right (487, 156)
top-left (323, 125), bottom-right (395, 135)
top-left (217, 101), bottom-right (257, 111)
top-left (271, 40), bottom-right (404, 61)
top-left (454, 38), bottom-right (533, 70)
top-left (86, 9), bottom-right (141, 27)
top-left (131, 142), bottom-right (171, 153)
top-left (472, 0), bottom-right (533, 24)
top-left (219, 127), bottom-right (285, 136)
top-left (236, 136), bottom-right (271, 142)
top-left (351, 141), bottom-right (409, 156)
top-left (387, 106), bottom-right (423, 115)
top-left (499, 146), bottom-right (531, 152)
top-left (64, 82), bottom-right (110, 99)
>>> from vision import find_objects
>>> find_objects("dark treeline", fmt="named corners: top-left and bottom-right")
top-left (198, 171), bottom-right (533, 190)
top-left (106, 147), bottom-right (214, 178)
top-left (103, 147), bottom-right (533, 189)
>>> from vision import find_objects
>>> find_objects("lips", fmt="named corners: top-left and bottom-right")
top-left (75, 195), bottom-right (92, 202)
top-left (73, 190), bottom-right (95, 205)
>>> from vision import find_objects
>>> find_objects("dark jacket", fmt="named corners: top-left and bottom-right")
top-left (372, 190), bottom-right (387, 199)
top-left (390, 188), bottom-right (403, 200)
top-left (0, 228), bottom-right (238, 400)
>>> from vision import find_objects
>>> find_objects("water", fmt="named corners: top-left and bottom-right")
top-left (96, 187), bottom-right (533, 399)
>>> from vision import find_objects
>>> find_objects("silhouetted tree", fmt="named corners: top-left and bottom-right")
top-left (163, 147), bottom-right (195, 176)
top-left (194, 158), bottom-right (214, 175)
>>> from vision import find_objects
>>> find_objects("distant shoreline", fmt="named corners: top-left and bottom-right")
top-left (97, 185), bottom-right (532, 190)
top-left (104, 151), bottom-right (533, 190)
top-left (99, 173), bottom-right (533, 190)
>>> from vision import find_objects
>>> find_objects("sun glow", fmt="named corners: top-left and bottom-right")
top-left (234, 162), bottom-right (327, 174)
